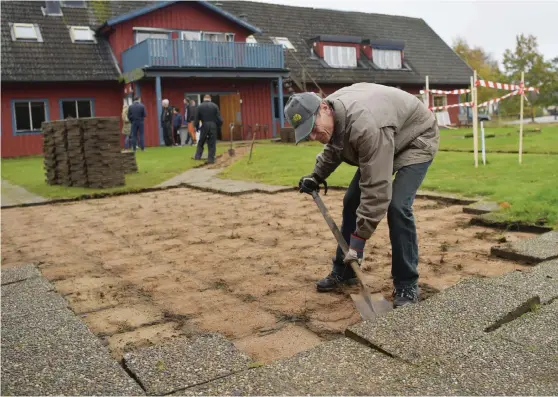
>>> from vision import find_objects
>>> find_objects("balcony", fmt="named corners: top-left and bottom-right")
top-left (121, 38), bottom-right (285, 74)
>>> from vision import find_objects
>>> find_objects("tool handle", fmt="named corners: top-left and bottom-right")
top-left (311, 191), bottom-right (349, 253)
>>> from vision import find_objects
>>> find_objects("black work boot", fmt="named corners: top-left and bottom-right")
top-left (392, 284), bottom-right (420, 308)
top-left (316, 258), bottom-right (358, 292)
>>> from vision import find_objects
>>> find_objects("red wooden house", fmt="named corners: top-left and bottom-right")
top-left (1, 0), bottom-right (472, 158)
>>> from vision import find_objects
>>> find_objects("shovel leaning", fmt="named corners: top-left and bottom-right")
top-left (311, 190), bottom-right (392, 320)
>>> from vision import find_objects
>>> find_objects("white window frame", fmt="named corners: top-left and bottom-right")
top-left (181, 30), bottom-right (202, 41)
top-left (61, 99), bottom-right (93, 119)
top-left (134, 28), bottom-right (171, 44)
top-left (69, 26), bottom-right (96, 43)
top-left (11, 23), bottom-right (42, 42)
top-left (323, 45), bottom-right (357, 68)
top-left (432, 95), bottom-right (448, 108)
top-left (271, 37), bottom-right (296, 51)
top-left (372, 48), bottom-right (403, 70)
top-left (246, 35), bottom-right (257, 44)
top-left (202, 32), bottom-right (234, 42)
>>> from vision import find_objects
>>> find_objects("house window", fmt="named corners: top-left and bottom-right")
top-left (324, 45), bottom-right (357, 68)
top-left (60, 99), bottom-right (94, 119)
top-left (69, 26), bottom-right (95, 43)
top-left (246, 35), bottom-right (257, 44)
top-left (11, 23), bottom-right (42, 41)
top-left (432, 95), bottom-right (447, 108)
top-left (271, 37), bottom-right (295, 51)
top-left (135, 30), bottom-right (170, 44)
top-left (274, 95), bottom-right (291, 119)
top-left (61, 1), bottom-right (86, 7)
top-left (202, 32), bottom-right (234, 42)
top-left (372, 49), bottom-right (402, 69)
top-left (181, 31), bottom-right (201, 41)
top-left (12, 100), bottom-right (48, 134)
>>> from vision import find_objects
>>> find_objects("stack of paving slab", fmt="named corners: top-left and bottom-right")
top-left (121, 151), bottom-right (138, 174)
top-left (42, 117), bottom-right (125, 188)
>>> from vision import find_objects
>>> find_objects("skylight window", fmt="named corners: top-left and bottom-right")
top-left (11, 23), bottom-right (41, 41)
top-left (271, 37), bottom-right (296, 51)
top-left (61, 1), bottom-right (86, 7)
top-left (246, 35), bottom-right (257, 44)
top-left (70, 26), bottom-right (95, 43)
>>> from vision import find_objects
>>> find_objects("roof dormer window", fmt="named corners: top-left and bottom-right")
top-left (271, 37), bottom-right (295, 51)
top-left (69, 26), bottom-right (95, 43)
top-left (11, 23), bottom-right (42, 42)
top-left (365, 39), bottom-right (406, 70)
top-left (324, 46), bottom-right (357, 68)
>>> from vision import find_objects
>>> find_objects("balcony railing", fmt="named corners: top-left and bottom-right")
top-left (121, 38), bottom-right (285, 73)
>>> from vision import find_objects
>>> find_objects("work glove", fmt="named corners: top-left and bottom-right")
top-left (344, 234), bottom-right (365, 265)
top-left (298, 173), bottom-right (327, 195)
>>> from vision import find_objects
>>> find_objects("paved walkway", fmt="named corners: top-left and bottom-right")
top-left (156, 168), bottom-right (292, 194)
top-left (2, 258), bottom-right (557, 395)
top-left (1, 180), bottom-right (48, 207)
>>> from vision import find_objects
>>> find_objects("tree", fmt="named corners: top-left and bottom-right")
top-left (452, 37), bottom-right (504, 105)
top-left (501, 34), bottom-right (558, 121)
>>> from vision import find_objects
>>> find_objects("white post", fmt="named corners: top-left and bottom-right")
top-left (481, 121), bottom-right (486, 165)
top-left (519, 71), bottom-right (525, 164)
top-left (472, 72), bottom-right (479, 168)
top-left (425, 76), bottom-right (430, 108)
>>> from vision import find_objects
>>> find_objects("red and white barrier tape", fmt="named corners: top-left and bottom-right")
top-left (429, 102), bottom-right (472, 111)
top-left (476, 79), bottom-right (538, 92)
top-left (477, 90), bottom-right (522, 107)
top-left (420, 88), bottom-right (471, 95)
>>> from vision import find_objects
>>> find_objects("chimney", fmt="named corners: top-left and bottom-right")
top-left (43, 1), bottom-right (62, 16)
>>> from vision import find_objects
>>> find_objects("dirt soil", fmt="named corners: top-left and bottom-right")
top-left (1, 187), bottom-right (536, 364)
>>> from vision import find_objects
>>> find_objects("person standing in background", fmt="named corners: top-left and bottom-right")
top-left (172, 107), bottom-right (183, 146)
top-left (194, 94), bottom-right (222, 164)
top-left (188, 99), bottom-right (198, 145)
top-left (121, 100), bottom-right (132, 152)
top-left (161, 99), bottom-right (173, 146)
top-left (127, 96), bottom-right (147, 152)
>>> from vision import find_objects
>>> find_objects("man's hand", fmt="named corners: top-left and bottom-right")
top-left (343, 234), bottom-right (365, 265)
top-left (299, 174), bottom-right (322, 194)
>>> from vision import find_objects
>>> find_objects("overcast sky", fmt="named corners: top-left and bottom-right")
top-left (256, 0), bottom-right (558, 68)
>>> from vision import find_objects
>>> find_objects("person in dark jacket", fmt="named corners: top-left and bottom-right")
top-left (194, 95), bottom-right (222, 164)
top-left (161, 99), bottom-right (173, 146)
top-left (172, 108), bottom-right (183, 146)
top-left (127, 96), bottom-right (147, 152)
top-left (187, 99), bottom-right (198, 144)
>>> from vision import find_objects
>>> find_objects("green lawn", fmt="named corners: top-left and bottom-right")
top-left (1, 145), bottom-right (225, 199)
top-left (439, 125), bottom-right (558, 154)
top-left (220, 143), bottom-right (558, 228)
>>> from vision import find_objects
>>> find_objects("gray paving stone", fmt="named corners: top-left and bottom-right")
top-left (463, 200), bottom-right (501, 215)
top-left (432, 335), bottom-right (558, 395)
top-left (496, 299), bottom-right (558, 355)
top-left (346, 277), bottom-right (539, 365)
top-left (1, 263), bottom-right (41, 285)
top-left (1, 179), bottom-right (48, 207)
top-left (1, 307), bottom-right (144, 396)
top-left (1, 274), bottom-right (54, 297)
top-left (1, 283), bottom-right (67, 318)
top-left (491, 230), bottom-right (558, 264)
top-left (179, 337), bottom-right (464, 396)
top-left (487, 259), bottom-right (558, 304)
top-left (123, 333), bottom-right (252, 395)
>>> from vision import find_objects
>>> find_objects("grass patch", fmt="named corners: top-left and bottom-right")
top-left (1, 146), bottom-right (225, 199)
top-left (439, 125), bottom-right (558, 154)
top-left (219, 144), bottom-right (558, 227)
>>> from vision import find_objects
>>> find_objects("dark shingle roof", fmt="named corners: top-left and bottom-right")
top-left (0, 1), bottom-right (148, 82)
top-left (211, 1), bottom-right (473, 86)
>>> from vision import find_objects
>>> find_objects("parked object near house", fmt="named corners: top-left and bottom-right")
top-left (1, 0), bottom-right (472, 158)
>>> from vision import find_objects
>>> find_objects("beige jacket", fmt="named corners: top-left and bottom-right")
top-left (313, 83), bottom-right (440, 240)
top-left (121, 104), bottom-right (131, 136)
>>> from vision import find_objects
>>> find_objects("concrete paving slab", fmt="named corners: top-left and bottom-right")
top-left (462, 201), bottom-right (501, 215)
top-left (496, 299), bottom-right (558, 355)
top-left (487, 259), bottom-right (558, 304)
top-left (156, 169), bottom-right (219, 187)
top-left (1, 263), bottom-right (41, 285)
top-left (178, 337), bottom-right (464, 396)
top-left (123, 333), bottom-right (252, 395)
top-left (433, 335), bottom-right (558, 395)
top-left (1, 284), bottom-right (67, 318)
top-left (491, 231), bottom-right (558, 264)
top-left (1, 274), bottom-right (54, 297)
top-left (346, 277), bottom-right (539, 365)
top-left (1, 179), bottom-right (48, 207)
top-left (1, 307), bottom-right (144, 396)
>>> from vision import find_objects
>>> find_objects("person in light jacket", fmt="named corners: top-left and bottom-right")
top-left (121, 102), bottom-right (132, 152)
top-left (285, 83), bottom-right (439, 308)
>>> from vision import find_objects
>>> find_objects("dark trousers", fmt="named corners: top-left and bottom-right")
top-left (331, 160), bottom-right (432, 288)
top-left (131, 122), bottom-right (144, 151)
top-left (162, 123), bottom-right (173, 146)
top-left (194, 122), bottom-right (217, 163)
top-left (173, 126), bottom-right (180, 145)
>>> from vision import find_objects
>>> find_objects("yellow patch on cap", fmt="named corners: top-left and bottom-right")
top-left (292, 113), bottom-right (302, 123)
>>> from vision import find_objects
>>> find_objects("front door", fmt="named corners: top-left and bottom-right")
top-left (219, 93), bottom-right (241, 141)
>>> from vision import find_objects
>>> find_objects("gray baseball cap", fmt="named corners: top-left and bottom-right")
top-left (283, 92), bottom-right (322, 144)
